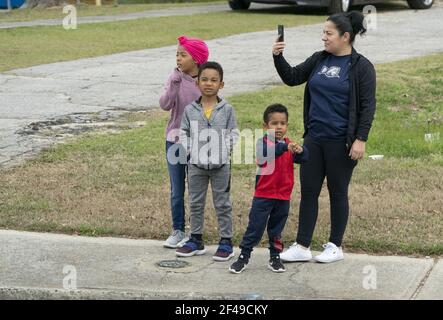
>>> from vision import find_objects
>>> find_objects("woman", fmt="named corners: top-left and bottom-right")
top-left (273, 11), bottom-right (376, 263)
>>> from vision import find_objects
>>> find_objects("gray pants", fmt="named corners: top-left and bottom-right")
top-left (187, 164), bottom-right (233, 239)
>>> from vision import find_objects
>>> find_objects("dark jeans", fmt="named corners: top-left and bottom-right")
top-left (165, 141), bottom-right (187, 232)
top-left (240, 197), bottom-right (290, 260)
top-left (296, 135), bottom-right (357, 248)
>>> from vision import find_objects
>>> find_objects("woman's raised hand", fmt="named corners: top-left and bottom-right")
top-left (272, 36), bottom-right (286, 56)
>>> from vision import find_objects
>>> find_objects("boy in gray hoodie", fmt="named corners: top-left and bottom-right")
top-left (176, 62), bottom-right (239, 261)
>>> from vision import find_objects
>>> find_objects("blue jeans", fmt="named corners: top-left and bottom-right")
top-left (166, 141), bottom-right (187, 232)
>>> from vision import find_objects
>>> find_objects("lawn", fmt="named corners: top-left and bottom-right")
top-left (0, 8), bottom-right (326, 72)
top-left (0, 0), bottom-right (416, 72)
top-left (0, 53), bottom-right (441, 257)
top-left (0, 1), bottom-right (224, 23)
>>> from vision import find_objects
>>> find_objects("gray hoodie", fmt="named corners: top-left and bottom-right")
top-left (179, 98), bottom-right (239, 170)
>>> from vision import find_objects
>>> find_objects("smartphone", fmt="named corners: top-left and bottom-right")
top-left (277, 25), bottom-right (284, 42)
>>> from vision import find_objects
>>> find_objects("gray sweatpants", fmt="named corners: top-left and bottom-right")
top-left (187, 164), bottom-right (233, 239)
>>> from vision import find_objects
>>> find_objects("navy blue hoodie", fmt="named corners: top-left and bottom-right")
top-left (273, 47), bottom-right (376, 148)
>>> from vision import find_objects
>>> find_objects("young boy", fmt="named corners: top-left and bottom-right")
top-left (229, 104), bottom-right (309, 273)
top-left (176, 61), bottom-right (239, 261)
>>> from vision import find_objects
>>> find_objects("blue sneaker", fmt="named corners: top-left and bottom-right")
top-left (175, 237), bottom-right (206, 257)
top-left (213, 239), bottom-right (235, 262)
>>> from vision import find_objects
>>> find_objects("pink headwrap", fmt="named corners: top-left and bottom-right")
top-left (177, 35), bottom-right (209, 66)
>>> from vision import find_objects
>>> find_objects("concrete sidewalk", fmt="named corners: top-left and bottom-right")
top-left (0, 230), bottom-right (441, 300)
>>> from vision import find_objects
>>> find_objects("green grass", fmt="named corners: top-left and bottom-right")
top-left (1, 53), bottom-right (442, 256)
top-left (0, 1), bottom-right (224, 23)
top-left (367, 55), bottom-right (443, 159)
top-left (0, 0), bottom-right (414, 72)
top-left (0, 9), bottom-right (325, 72)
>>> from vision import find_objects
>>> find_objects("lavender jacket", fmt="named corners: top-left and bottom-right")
top-left (159, 68), bottom-right (201, 143)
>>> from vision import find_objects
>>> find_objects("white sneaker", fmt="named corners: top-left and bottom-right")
top-left (314, 242), bottom-right (344, 263)
top-left (280, 242), bottom-right (312, 262)
top-left (163, 230), bottom-right (186, 249)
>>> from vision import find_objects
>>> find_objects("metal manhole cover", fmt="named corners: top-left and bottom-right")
top-left (157, 260), bottom-right (189, 269)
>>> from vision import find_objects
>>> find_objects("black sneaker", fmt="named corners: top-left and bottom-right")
top-left (268, 255), bottom-right (286, 273)
top-left (228, 255), bottom-right (248, 274)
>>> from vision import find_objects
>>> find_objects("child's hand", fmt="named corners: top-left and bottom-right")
top-left (287, 142), bottom-right (297, 153)
top-left (171, 68), bottom-right (183, 83)
top-left (288, 142), bottom-right (303, 154)
top-left (294, 144), bottom-right (303, 154)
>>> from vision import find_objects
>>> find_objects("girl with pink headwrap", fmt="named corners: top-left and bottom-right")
top-left (159, 35), bottom-right (209, 249)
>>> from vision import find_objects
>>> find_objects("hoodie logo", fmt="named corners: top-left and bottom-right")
top-left (318, 66), bottom-right (341, 78)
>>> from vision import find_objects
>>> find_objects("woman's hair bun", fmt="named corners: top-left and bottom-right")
top-left (346, 11), bottom-right (367, 36)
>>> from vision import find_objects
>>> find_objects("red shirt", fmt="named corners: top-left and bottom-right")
top-left (254, 136), bottom-right (309, 201)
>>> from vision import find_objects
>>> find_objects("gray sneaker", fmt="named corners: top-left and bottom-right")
top-left (163, 230), bottom-right (186, 249)
top-left (176, 234), bottom-right (190, 248)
